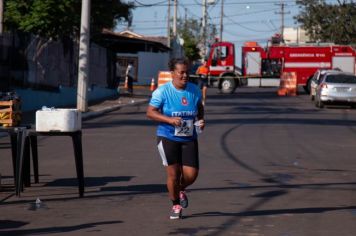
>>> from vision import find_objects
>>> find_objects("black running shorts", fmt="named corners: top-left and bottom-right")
top-left (197, 76), bottom-right (208, 89)
top-left (157, 136), bottom-right (199, 168)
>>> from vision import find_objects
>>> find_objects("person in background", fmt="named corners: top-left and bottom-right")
top-left (146, 58), bottom-right (205, 220)
top-left (125, 63), bottom-right (134, 95)
top-left (196, 60), bottom-right (209, 106)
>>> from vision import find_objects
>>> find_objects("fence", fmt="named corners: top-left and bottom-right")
top-left (0, 32), bottom-right (115, 92)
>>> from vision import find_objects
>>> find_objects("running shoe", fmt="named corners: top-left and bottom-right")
top-left (170, 204), bottom-right (182, 220)
top-left (179, 191), bottom-right (189, 208)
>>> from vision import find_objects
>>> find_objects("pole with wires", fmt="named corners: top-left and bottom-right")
top-left (275, 0), bottom-right (290, 41)
top-left (219, 0), bottom-right (224, 42)
top-left (77, 0), bottom-right (91, 112)
top-left (202, 0), bottom-right (207, 57)
top-left (167, 0), bottom-right (171, 47)
top-left (173, 0), bottom-right (177, 37)
top-left (0, 0), bottom-right (3, 34)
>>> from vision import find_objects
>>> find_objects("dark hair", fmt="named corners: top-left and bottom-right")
top-left (169, 58), bottom-right (189, 71)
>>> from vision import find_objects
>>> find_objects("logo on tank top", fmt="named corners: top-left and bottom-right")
top-left (181, 97), bottom-right (188, 106)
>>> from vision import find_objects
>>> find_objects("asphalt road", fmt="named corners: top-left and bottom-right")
top-left (1, 87), bottom-right (356, 236)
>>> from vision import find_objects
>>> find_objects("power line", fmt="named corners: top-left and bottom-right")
top-left (179, 2), bottom-right (203, 19)
top-left (133, 0), bottom-right (167, 7)
top-left (122, 16), bottom-right (295, 27)
top-left (134, 0), bottom-right (298, 7)
top-left (193, 0), bottom-right (203, 6)
top-left (275, 1), bottom-right (291, 39)
top-left (224, 28), bottom-right (262, 38)
top-left (209, 7), bottom-right (280, 19)
top-left (225, 15), bottom-right (275, 32)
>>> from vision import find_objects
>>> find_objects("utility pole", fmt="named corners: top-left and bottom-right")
top-left (275, 0), bottom-right (290, 41)
top-left (202, 0), bottom-right (207, 57)
top-left (184, 7), bottom-right (187, 29)
top-left (219, 0), bottom-right (224, 42)
top-left (167, 0), bottom-right (171, 47)
top-left (77, 0), bottom-right (91, 112)
top-left (0, 0), bottom-right (3, 34)
top-left (173, 0), bottom-right (177, 37)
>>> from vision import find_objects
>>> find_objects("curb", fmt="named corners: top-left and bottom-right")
top-left (82, 98), bottom-right (149, 120)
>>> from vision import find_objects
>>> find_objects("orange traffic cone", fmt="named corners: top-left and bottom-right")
top-left (150, 78), bottom-right (157, 91)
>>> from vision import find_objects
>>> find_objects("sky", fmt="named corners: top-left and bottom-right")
top-left (116, 0), bottom-right (340, 66)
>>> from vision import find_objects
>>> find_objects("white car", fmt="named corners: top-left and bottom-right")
top-left (309, 69), bottom-right (341, 101)
top-left (315, 71), bottom-right (356, 108)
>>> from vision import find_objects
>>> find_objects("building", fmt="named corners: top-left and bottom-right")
top-left (100, 29), bottom-right (172, 85)
top-left (283, 27), bottom-right (310, 44)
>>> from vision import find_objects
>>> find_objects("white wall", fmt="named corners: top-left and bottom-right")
top-left (117, 52), bottom-right (169, 85)
top-left (138, 52), bottom-right (169, 85)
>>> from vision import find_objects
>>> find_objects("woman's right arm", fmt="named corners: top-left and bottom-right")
top-left (146, 105), bottom-right (182, 126)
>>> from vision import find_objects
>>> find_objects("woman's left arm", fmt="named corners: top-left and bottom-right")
top-left (197, 102), bottom-right (205, 130)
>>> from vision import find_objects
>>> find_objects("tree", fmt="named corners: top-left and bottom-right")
top-left (3, 0), bottom-right (134, 88)
top-left (177, 18), bottom-right (218, 61)
top-left (295, 0), bottom-right (356, 44)
top-left (177, 18), bottom-right (200, 61)
top-left (4, 0), bottom-right (134, 40)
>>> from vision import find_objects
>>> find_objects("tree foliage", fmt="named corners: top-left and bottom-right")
top-left (295, 0), bottom-right (356, 44)
top-left (4, 0), bottom-right (134, 40)
top-left (177, 18), bottom-right (218, 61)
top-left (177, 18), bottom-right (200, 61)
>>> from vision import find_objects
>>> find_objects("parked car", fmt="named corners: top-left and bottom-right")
top-left (310, 69), bottom-right (341, 101)
top-left (315, 71), bottom-right (356, 108)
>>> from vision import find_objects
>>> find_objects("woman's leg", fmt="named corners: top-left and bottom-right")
top-left (202, 86), bottom-right (207, 105)
top-left (180, 139), bottom-right (199, 190)
top-left (166, 164), bottom-right (182, 201)
top-left (180, 165), bottom-right (199, 190)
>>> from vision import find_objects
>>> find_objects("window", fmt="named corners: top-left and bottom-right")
top-left (325, 74), bottom-right (356, 84)
top-left (213, 46), bottom-right (228, 60)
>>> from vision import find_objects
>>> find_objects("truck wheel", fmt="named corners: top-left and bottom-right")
top-left (219, 78), bottom-right (236, 94)
top-left (304, 78), bottom-right (312, 94)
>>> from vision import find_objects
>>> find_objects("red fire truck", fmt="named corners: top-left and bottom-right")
top-left (205, 39), bottom-right (356, 94)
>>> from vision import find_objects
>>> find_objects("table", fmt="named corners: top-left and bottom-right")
top-left (0, 126), bottom-right (31, 195)
top-left (1, 127), bottom-right (84, 197)
top-left (27, 130), bottom-right (84, 197)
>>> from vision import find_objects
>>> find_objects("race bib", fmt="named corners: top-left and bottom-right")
top-left (174, 119), bottom-right (193, 137)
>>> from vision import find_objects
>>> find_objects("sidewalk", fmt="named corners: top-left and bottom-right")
top-left (21, 86), bottom-right (152, 124)
top-left (0, 86), bottom-right (151, 139)
top-left (82, 86), bottom-right (151, 120)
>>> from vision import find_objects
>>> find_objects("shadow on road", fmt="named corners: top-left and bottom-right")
top-left (0, 221), bottom-right (122, 235)
top-left (188, 205), bottom-right (356, 218)
top-left (45, 176), bottom-right (134, 187)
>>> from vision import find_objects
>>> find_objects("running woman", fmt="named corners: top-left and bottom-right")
top-left (146, 58), bottom-right (205, 219)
